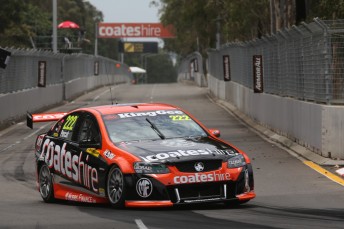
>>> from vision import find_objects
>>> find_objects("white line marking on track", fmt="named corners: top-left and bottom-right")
top-left (135, 219), bottom-right (148, 229)
top-left (0, 123), bottom-right (49, 153)
top-left (150, 84), bottom-right (156, 102)
top-left (93, 88), bottom-right (110, 101)
top-left (23, 125), bottom-right (48, 140)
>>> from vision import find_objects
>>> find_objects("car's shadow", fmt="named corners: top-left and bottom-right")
top-left (52, 198), bottom-right (256, 212)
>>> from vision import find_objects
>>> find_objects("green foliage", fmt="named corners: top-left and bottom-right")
top-left (159, 0), bottom-right (270, 58)
top-left (307, 0), bottom-right (344, 20)
top-left (0, 0), bottom-right (117, 58)
top-left (0, 0), bottom-right (50, 48)
top-left (146, 54), bottom-right (177, 83)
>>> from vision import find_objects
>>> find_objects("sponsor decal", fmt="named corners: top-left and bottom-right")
top-left (193, 58), bottom-right (199, 73)
top-left (140, 148), bottom-right (235, 162)
top-left (134, 164), bottom-right (152, 173)
top-left (194, 162), bottom-right (205, 172)
top-left (62, 115), bottom-right (78, 131)
top-left (36, 135), bottom-right (44, 151)
top-left (99, 188), bottom-right (106, 197)
top-left (33, 113), bottom-right (67, 122)
top-left (60, 130), bottom-right (70, 138)
top-left (117, 110), bottom-right (183, 119)
top-left (223, 55), bottom-right (231, 81)
top-left (103, 114), bottom-right (118, 120)
top-left (94, 61), bottom-right (99, 76)
top-left (173, 171), bottom-right (231, 184)
top-left (65, 192), bottom-right (96, 203)
top-left (253, 55), bottom-right (264, 93)
top-left (104, 149), bottom-right (115, 159)
top-left (40, 139), bottom-right (99, 193)
top-left (98, 23), bottom-right (174, 38)
top-left (169, 115), bottom-right (190, 121)
top-left (38, 61), bottom-right (46, 87)
top-left (119, 41), bottom-right (158, 53)
top-left (86, 148), bottom-right (100, 158)
top-left (136, 178), bottom-right (153, 198)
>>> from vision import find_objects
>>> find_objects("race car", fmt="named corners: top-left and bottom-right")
top-left (28, 103), bottom-right (255, 208)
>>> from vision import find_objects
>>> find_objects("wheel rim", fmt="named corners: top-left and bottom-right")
top-left (39, 165), bottom-right (51, 199)
top-left (107, 168), bottom-right (123, 204)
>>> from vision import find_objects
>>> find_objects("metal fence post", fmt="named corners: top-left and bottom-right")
top-left (314, 18), bottom-right (332, 104)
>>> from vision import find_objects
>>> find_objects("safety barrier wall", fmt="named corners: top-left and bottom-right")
top-left (206, 19), bottom-right (344, 159)
top-left (0, 48), bottom-right (131, 126)
top-left (177, 52), bottom-right (207, 87)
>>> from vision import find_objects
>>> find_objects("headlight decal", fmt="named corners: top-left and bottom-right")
top-left (134, 162), bottom-right (170, 174)
top-left (227, 154), bottom-right (246, 168)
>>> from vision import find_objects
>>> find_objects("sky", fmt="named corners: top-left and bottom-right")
top-left (87, 0), bottom-right (161, 23)
top-left (87, 0), bottom-right (162, 44)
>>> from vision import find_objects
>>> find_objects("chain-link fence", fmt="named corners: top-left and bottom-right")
top-left (207, 18), bottom-right (344, 105)
top-left (0, 48), bottom-right (130, 94)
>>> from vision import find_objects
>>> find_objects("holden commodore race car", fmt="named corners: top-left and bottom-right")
top-left (28, 103), bottom-right (255, 208)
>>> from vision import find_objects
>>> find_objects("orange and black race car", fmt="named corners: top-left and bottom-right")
top-left (28, 103), bottom-right (255, 208)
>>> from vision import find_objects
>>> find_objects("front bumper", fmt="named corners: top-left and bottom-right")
top-left (124, 164), bottom-right (255, 207)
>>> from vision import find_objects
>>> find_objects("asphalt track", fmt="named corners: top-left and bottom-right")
top-left (0, 83), bottom-right (343, 229)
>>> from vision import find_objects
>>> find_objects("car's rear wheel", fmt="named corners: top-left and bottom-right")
top-left (107, 165), bottom-right (126, 208)
top-left (38, 164), bottom-right (55, 203)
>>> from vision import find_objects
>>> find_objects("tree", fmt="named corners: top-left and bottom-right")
top-left (146, 54), bottom-right (177, 83)
top-left (0, 0), bottom-right (116, 57)
top-left (0, 0), bottom-right (50, 48)
top-left (158, 0), bottom-right (271, 58)
top-left (306, 0), bottom-right (344, 20)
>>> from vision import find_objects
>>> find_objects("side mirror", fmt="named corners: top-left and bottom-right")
top-left (209, 129), bottom-right (221, 137)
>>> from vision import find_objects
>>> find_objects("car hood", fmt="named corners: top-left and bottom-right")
top-left (116, 137), bottom-right (237, 163)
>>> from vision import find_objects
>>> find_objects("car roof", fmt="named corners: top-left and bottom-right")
top-left (79, 103), bottom-right (180, 116)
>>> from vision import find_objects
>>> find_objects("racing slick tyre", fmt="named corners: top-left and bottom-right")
top-left (107, 165), bottom-right (126, 208)
top-left (38, 163), bottom-right (55, 203)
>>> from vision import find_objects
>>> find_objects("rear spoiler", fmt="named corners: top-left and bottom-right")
top-left (27, 112), bottom-right (67, 129)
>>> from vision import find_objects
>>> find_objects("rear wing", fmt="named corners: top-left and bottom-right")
top-left (27, 112), bottom-right (67, 129)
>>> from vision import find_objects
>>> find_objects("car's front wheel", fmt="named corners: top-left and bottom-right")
top-left (107, 165), bottom-right (126, 208)
top-left (38, 164), bottom-right (55, 202)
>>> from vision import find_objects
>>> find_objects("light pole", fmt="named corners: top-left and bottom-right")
top-left (52, 0), bottom-right (57, 53)
top-left (94, 23), bottom-right (98, 56)
top-left (215, 15), bottom-right (221, 49)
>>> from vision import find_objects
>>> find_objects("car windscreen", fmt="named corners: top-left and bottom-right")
top-left (102, 110), bottom-right (207, 143)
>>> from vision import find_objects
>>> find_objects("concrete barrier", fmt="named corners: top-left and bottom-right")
top-left (0, 84), bottom-right (63, 127)
top-left (0, 74), bottom-right (129, 129)
top-left (208, 74), bottom-right (344, 160)
top-left (64, 74), bottom-right (127, 100)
